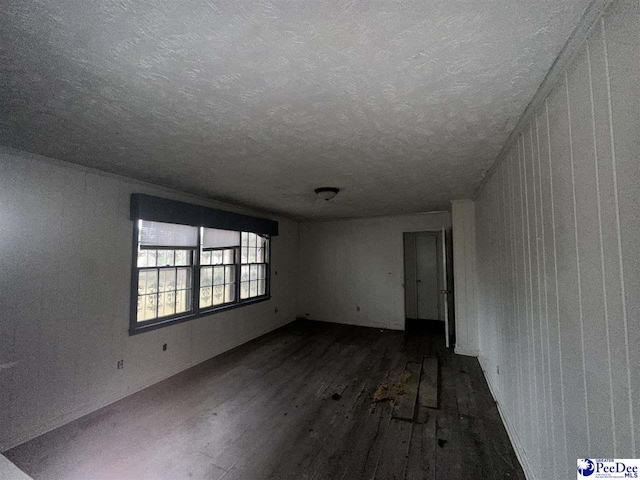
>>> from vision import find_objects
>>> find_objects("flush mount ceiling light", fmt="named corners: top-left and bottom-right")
top-left (315, 187), bottom-right (340, 201)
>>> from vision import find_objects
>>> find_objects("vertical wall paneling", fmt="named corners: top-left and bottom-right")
top-left (534, 114), bottom-right (552, 465)
top-left (509, 149), bottom-right (525, 443)
top-left (589, 18), bottom-right (634, 457)
top-left (474, 1), bottom-right (638, 478)
top-left (569, 43), bottom-right (615, 455)
top-left (603, 0), bottom-right (640, 454)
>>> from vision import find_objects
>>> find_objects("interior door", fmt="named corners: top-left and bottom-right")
top-left (415, 234), bottom-right (439, 320)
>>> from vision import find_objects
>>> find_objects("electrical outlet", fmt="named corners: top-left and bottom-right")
top-left (162, 343), bottom-right (167, 351)
top-left (117, 359), bottom-right (124, 370)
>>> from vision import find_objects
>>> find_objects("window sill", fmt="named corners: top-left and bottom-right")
top-left (129, 295), bottom-right (271, 335)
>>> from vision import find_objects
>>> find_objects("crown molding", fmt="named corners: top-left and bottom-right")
top-left (475, 0), bottom-right (615, 198)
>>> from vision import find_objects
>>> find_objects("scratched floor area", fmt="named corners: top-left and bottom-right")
top-left (6, 320), bottom-right (525, 480)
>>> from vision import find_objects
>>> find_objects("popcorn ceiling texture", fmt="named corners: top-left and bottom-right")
top-left (0, 0), bottom-right (592, 219)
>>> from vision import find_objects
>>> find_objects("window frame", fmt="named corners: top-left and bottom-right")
top-left (198, 246), bottom-right (238, 309)
top-left (136, 247), bottom-right (196, 323)
top-left (239, 232), bottom-right (270, 301)
top-left (129, 221), bottom-right (271, 335)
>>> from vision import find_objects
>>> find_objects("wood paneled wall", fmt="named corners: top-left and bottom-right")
top-left (475, 1), bottom-right (639, 478)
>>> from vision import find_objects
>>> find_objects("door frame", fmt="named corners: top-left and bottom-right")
top-left (403, 230), bottom-right (442, 321)
top-left (403, 229), bottom-right (454, 346)
top-left (413, 232), bottom-right (441, 320)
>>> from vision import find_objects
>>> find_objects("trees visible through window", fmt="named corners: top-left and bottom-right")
top-left (137, 249), bottom-right (194, 321)
top-left (200, 248), bottom-right (236, 308)
top-left (133, 221), bottom-right (270, 329)
top-left (240, 232), bottom-right (268, 299)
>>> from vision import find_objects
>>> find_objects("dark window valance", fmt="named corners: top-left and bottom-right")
top-left (130, 194), bottom-right (278, 236)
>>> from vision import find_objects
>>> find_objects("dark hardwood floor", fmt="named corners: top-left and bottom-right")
top-left (5, 320), bottom-right (525, 480)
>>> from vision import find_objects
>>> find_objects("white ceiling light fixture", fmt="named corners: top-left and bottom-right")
top-left (315, 187), bottom-right (340, 201)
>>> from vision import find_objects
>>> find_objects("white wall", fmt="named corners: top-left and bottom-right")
top-left (474, 0), bottom-right (639, 478)
top-left (298, 212), bottom-right (450, 330)
top-left (0, 147), bottom-right (300, 451)
top-left (451, 199), bottom-right (479, 357)
top-left (0, 455), bottom-right (30, 480)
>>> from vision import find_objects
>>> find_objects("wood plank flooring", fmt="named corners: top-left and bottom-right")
top-left (418, 357), bottom-right (439, 410)
top-left (5, 320), bottom-right (525, 480)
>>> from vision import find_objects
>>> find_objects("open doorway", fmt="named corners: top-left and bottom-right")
top-left (404, 230), bottom-right (454, 347)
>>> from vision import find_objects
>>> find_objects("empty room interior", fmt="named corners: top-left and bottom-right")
top-left (0, 0), bottom-right (638, 479)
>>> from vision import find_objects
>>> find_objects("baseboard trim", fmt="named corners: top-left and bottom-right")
top-left (454, 347), bottom-right (479, 357)
top-left (297, 316), bottom-right (404, 331)
top-left (1, 316), bottom-right (297, 453)
top-left (478, 356), bottom-right (537, 480)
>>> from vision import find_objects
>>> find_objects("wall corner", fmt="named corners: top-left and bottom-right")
top-left (450, 199), bottom-right (479, 356)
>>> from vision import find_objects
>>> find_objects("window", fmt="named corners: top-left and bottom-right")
top-left (137, 248), bottom-right (194, 321)
top-left (132, 220), bottom-right (270, 332)
top-left (199, 227), bottom-right (239, 308)
top-left (240, 232), bottom-right (268, 299)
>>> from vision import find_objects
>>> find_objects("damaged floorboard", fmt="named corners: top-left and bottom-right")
top-left (5, 320), bottom-right (525, 480)
top-left (392, 361), bottom-right (421, 421)
top-left (419, 357), bottom-right (439, 410)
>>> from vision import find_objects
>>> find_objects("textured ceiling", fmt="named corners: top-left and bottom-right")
top-left (0, 0), bottom-right (592, 219)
